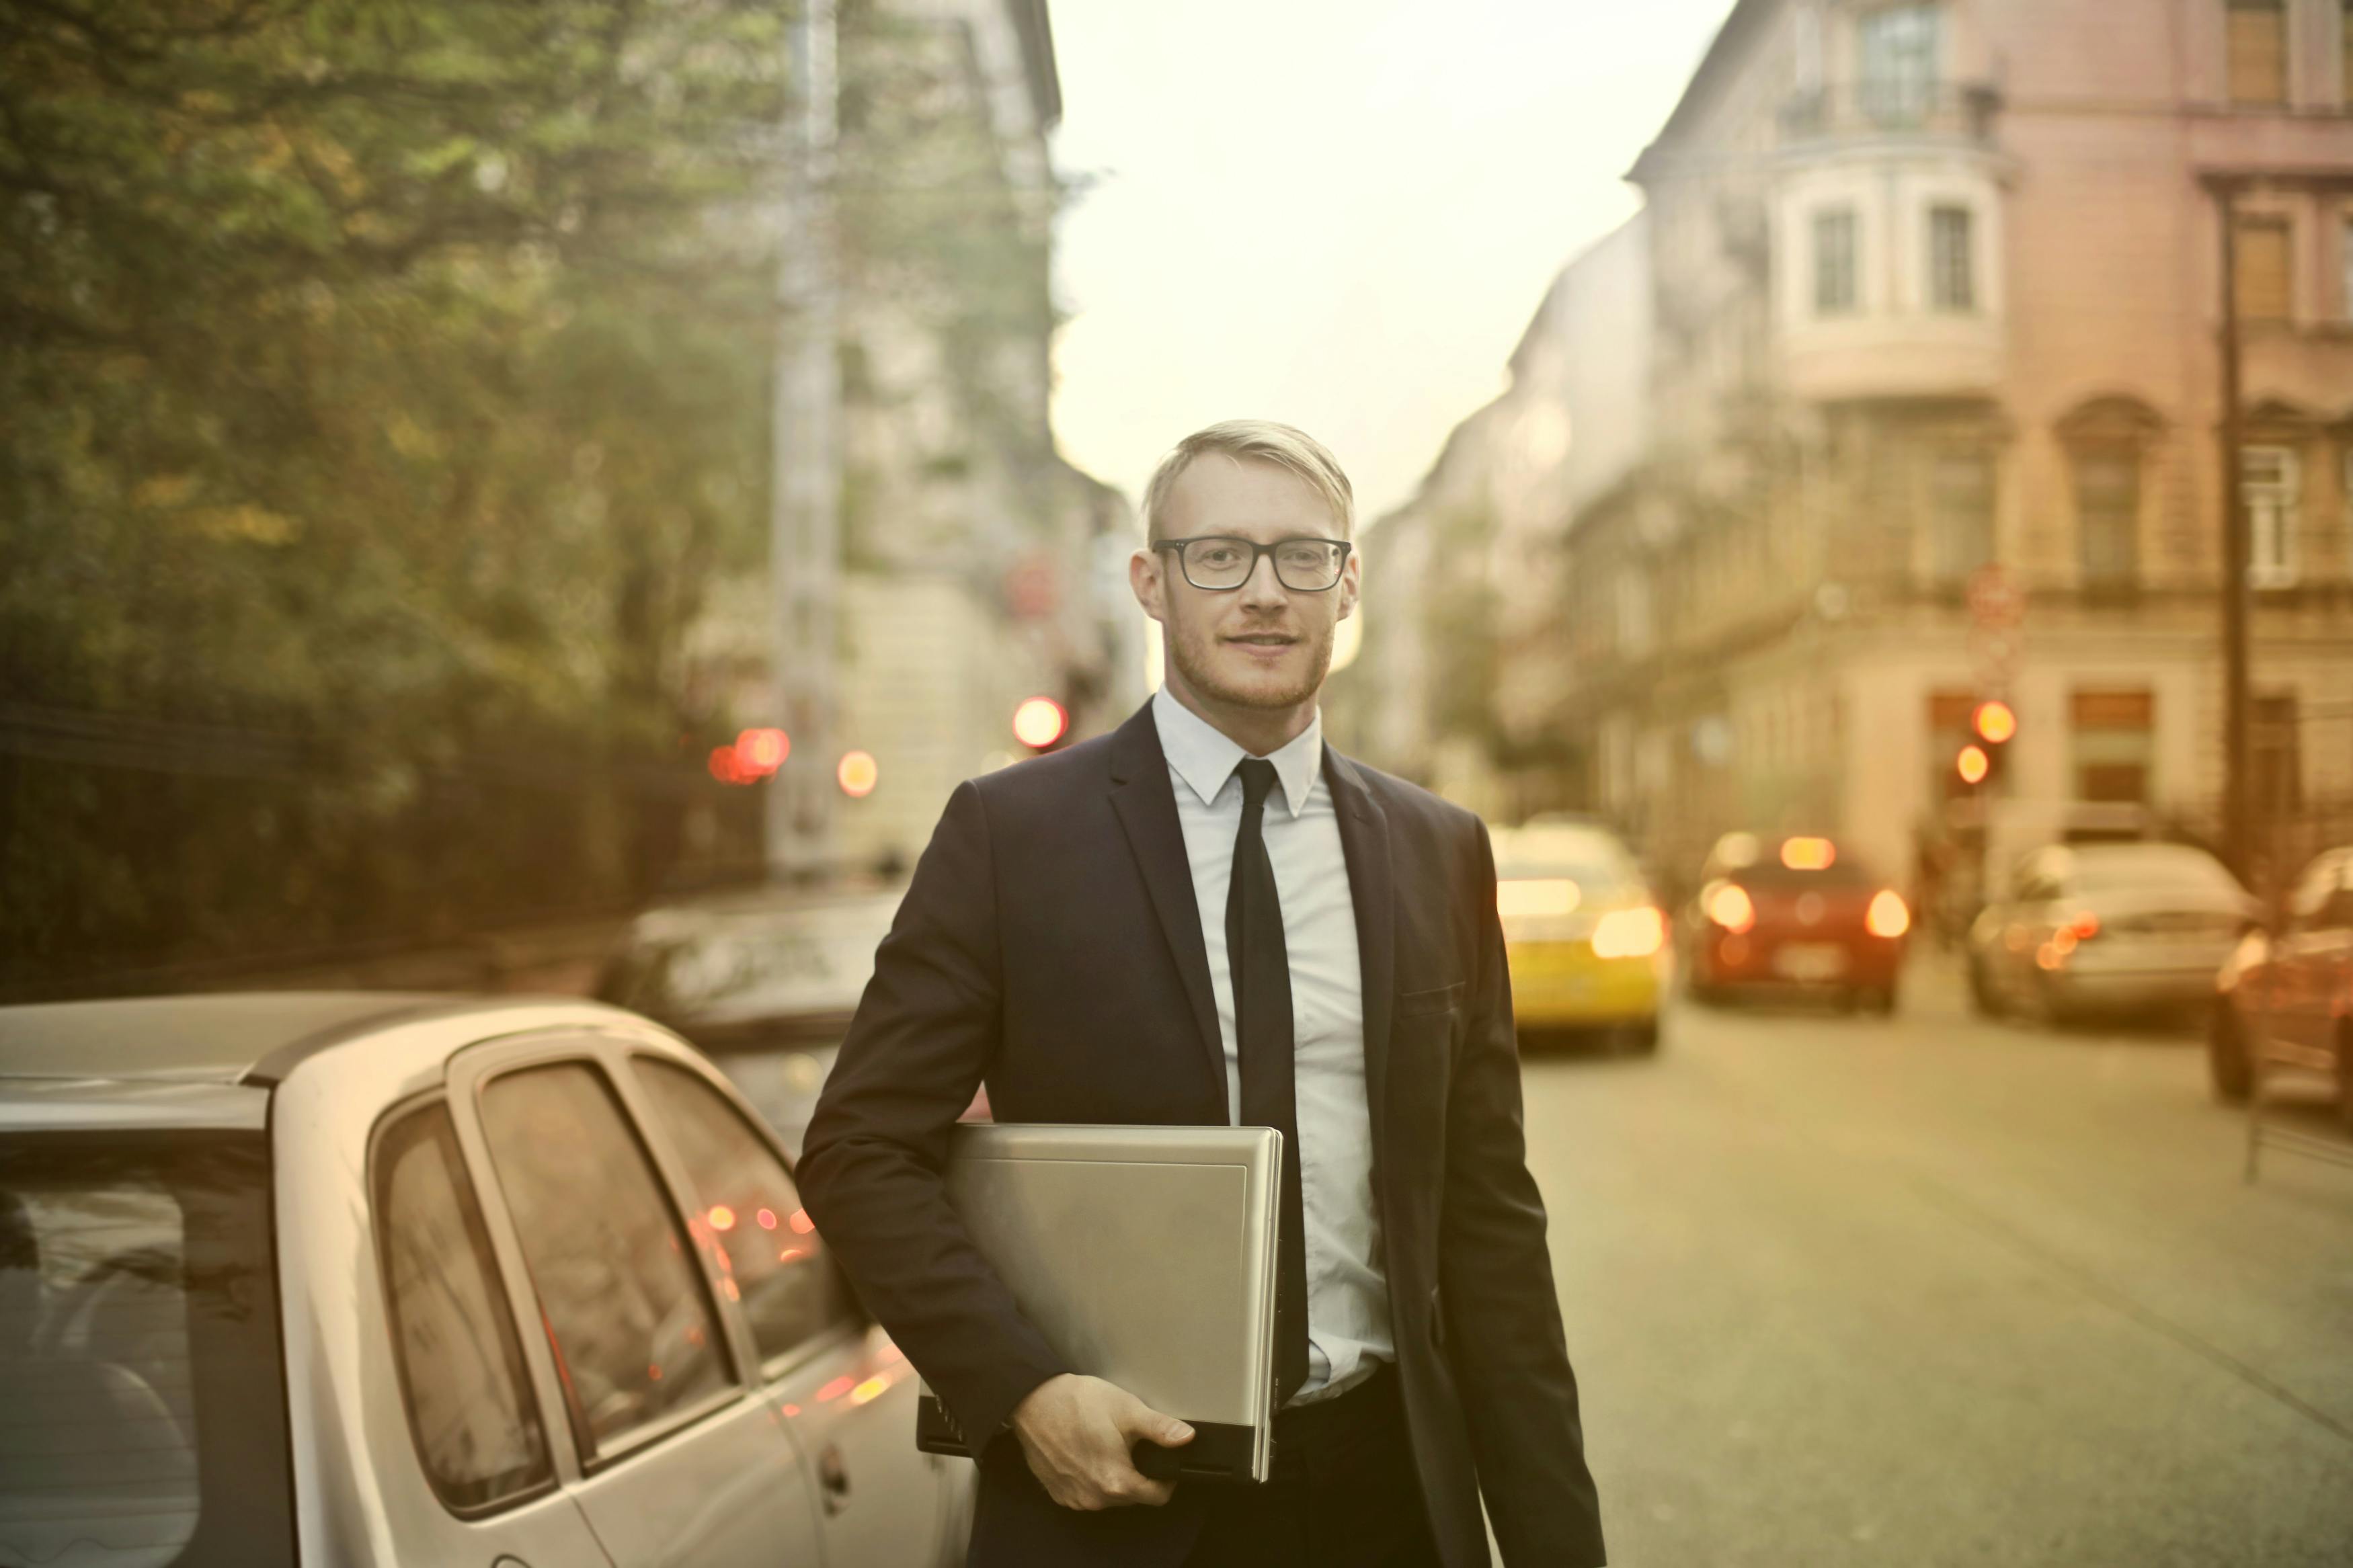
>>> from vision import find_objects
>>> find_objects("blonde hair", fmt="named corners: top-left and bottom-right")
top-left (1141, 420), bottom-right (1355, 542)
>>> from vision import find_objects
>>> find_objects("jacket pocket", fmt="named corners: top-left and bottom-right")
top-left (1398, 979), bottom-right (1467, 1018)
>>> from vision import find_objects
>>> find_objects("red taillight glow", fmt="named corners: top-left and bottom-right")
top-left (1866, 890), bottom-right (1911, 939)
top-left (2064, 911), bottom-right (2101, 941)
top-left (1704, 882), bottom-right (1756, 934)
top-left (1591, 907), bottom-right (1666, 960)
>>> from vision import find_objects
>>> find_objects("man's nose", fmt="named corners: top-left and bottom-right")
top-left (1236, 550), bottom-right (1289, 608)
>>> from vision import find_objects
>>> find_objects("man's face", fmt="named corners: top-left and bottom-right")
top-left (1131, 455), bottom-right (1361, 713)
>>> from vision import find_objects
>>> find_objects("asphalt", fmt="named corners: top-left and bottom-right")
top-left (1519, 958), bottom-right (2353, 1568)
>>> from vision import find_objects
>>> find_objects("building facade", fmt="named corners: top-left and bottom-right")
top-left (690, 0), bottom-right (1143, 877)
top-left (1547, 0), bottom-right (2353, 906)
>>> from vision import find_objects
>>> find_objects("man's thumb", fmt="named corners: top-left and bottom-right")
top-left (1158, 1413), bottom-right (1195, 1446)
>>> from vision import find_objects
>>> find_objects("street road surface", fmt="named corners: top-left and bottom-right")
top-left (1527, 961), bottom-right (2353, 1567)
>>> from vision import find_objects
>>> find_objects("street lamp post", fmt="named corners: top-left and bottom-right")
top-left (770, 0), bottom-right (842, 883)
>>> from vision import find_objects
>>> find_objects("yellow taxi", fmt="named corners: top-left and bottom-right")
top-left (1490, 820), bottom-right (1668, 1052)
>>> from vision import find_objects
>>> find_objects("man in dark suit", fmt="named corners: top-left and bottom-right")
top-left (799, 421), bottom-right (1605, 1568)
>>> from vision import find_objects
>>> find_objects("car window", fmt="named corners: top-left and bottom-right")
top-left (633, 1059), bottom-right (860, 1367)
top-left (374, 1103), bottom-right (552, 1512)
top-left (0, 1133), bottom-right (295, 1568)
top-left (2286, 856), bottom-right (2344, 930)
top-left (2067, 845), bottom-right (2241, 895)
top-left (479, 1062), bottom-right (733, 1456)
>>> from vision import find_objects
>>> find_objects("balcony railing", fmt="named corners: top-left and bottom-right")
top-left (1778, 80), bottom-right (2001, 145)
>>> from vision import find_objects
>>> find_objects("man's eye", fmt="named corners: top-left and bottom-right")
top-left (1277, 545), bottom-right (1328, 568)
top-left (1196, 547), bottom-right (1240, 566)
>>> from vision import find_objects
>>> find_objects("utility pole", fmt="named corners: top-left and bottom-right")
top-left (2210, 175), bottom-right (2251, 882)
top-left (770, 0), bottom-right (841, 882)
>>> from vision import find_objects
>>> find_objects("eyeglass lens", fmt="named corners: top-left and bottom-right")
top-left (1180, 538), bottom-right (1345, 590)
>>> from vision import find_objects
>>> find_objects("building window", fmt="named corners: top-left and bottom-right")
top-left (2242, 444), bottom-right (2301, 587)
top-left (1929, 206), bottom-right (1976, 311)
top-left (2344, 1), bottom-right (2353, 107)
top-left (2073, 448), bottom-right (2141, 591)
top-left (1858, 5), bottom-right (1942, 124)
top-left (1929, 450), bottom-right (1994, 583)
top-left (2071, 690), bottom-right (2155, 803)
top-left (2342, 213), bottom-right (2353, 319)
top-left (2234, 214), bottom-right (2295, 321)
top-left (1814, 208), bottom-right (1858, 315)
top-left (2228, 0), bottom-right (2288, 106)
top-left (2233, 214), bottom-right (2293, 321)
top-left (2253, 692), bottom-right (2303, 818)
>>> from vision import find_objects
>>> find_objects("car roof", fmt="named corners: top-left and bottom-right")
top-left (0, 991), bottom-right (479, 1086)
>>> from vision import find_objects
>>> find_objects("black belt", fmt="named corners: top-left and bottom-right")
top-left (1272, 1360), bottom-right (1399, 1449)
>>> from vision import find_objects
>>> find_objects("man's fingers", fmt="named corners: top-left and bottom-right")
top-left (1110, 1394), bottom-right (1195, 1448)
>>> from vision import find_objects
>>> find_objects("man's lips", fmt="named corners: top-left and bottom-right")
top-left (1223, 633), bottom-right (1297, 648)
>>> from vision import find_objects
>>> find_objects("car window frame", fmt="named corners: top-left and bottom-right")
top-left (624, 1048), bottom-right (869, 1385)
top-left (366, 1091), bottom-right (561, 1520)
top-left (450, 1032), bottom-right (756, 1481)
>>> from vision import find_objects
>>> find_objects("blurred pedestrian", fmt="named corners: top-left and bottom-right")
top-left (799, 420), bottom-right (1605, 1567)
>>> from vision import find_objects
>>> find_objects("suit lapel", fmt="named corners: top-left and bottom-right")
top-left (1324, 747), bottom-right (1395, 1161)
top-left (1107, 703), bottom-right (1230, 1118)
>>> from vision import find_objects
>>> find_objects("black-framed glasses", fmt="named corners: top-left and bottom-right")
top-left (1155, 536), bottom-right (1352, 592)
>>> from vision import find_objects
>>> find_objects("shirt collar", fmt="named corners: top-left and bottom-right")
top-left (1152, 686), bottom-right (1321, 820)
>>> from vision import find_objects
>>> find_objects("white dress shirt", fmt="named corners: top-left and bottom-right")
top-left (1151, 685), bottom-right (1393, 1405)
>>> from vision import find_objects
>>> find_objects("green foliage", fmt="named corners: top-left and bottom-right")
top-left (0, 0), bottom-right (1054, 989)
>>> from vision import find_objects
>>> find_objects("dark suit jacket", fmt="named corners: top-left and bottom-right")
top-left (798, 701), bottom-right (1605, 1568)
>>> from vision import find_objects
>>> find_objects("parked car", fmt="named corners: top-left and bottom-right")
top-left (2210, 847), bottom-right (2353, 1124)
top-left (1967, 841), bottom-right (2260, 1024)
top-left (1491, 821), bottom-right (1668, 1051)
top-left (1679, 833), bottom-right (1911, 1013)
top-left (0, 993), bottom-right (971, 1568)
top-left (597, 885), bottom-right (922, 1153)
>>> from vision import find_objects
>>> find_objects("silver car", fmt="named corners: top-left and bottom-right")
top-left (0, 993), bottom-right (971, 1568)
top-left (1968, 843), bottom-right (2260, 1024)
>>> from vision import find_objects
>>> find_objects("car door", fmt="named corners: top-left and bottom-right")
top-left (627, 1049), bottom-right (961, 1568)
top-left (2269, 855), bottom-right (2353, 1068)
top-left (1991, 855), bottom-right (2061, 1001)
top-left (456, 1042), bottom-right (826, 1568)
top-left (370, 1098), bottom-right (615, 1568)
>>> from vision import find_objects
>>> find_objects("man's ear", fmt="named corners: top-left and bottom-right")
top-left (1336, 545), bottom-right (1362, 620)
top-left (1130, 546), bottom-right (1168, 625)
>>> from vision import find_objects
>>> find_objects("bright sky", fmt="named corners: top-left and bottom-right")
top-left (1047, 0), bottom-right (1739, 524)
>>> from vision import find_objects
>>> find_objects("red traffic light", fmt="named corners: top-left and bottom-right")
top-left (735, 727), bottom-right (790, 775)
top-left (1972, 701), bottom-right (2016, 745)
top-left (1012, 696), bottom-right (1068, 751)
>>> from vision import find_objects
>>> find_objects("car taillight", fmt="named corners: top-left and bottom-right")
top-left (1704, 882), bottom-right (1755, 934)
top-left (2063, 911), bottom-right (2101, 942)
top-left (1591, 907), bottom-right (1666, 959)
top-left (1865, 889), bottom-right (1911, 940)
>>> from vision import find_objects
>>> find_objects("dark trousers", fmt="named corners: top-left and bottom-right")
top-left (1183, 1365), bottom-right (1441, 1568)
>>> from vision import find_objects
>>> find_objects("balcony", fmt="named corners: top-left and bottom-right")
top-left (1770, 83), bottom-right (2011, 403)
top-left (1778, 80), bottom-right (2003, 151)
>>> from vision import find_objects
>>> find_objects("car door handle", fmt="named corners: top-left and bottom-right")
top-left (818, 1442), bottom-right (851, 1514)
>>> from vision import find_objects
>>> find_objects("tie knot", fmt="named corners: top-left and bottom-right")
top-left (1235, 757), bottom-right (1280, 815)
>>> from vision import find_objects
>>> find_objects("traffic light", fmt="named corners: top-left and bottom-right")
top-left (1954, 699), bottom-right (2016, 790)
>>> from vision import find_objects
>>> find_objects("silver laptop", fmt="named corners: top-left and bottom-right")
top-left (913, 1122), bottom-right (1282, 1483)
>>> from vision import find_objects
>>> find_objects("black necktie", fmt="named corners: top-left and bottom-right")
top-left (1229, 757), bottom-right (1310, 1405)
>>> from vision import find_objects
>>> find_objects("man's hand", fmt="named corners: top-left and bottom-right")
top-left (1008, 1373), bottom-right (1194, 1510)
